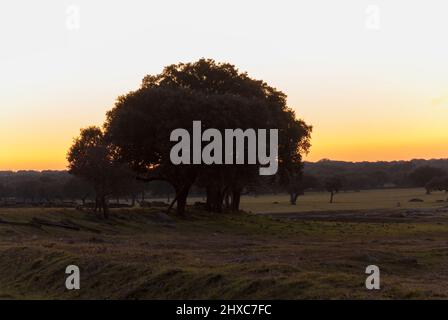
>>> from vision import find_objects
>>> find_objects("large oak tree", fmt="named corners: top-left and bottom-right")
top-left (104, 59), bottom-right (312, 215)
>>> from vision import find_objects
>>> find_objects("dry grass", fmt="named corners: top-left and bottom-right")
top-left (0, 202), bottom-right (447, 299)
top-left (240, 188), bottom-right (448, 213)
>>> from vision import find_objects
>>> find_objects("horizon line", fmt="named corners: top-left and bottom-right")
top-left (2, 157), bottom-right (448, 173)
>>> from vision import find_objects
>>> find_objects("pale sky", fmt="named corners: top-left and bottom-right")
top-left (1, 0), bottom-right (448, 170)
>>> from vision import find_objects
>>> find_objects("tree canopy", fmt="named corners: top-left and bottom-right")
top-left (104, 59), bottom-right (312, 215)
top-left (409, 166), bottom-right (446, 188)
top-left (67, 126), bottom-right (136, 218)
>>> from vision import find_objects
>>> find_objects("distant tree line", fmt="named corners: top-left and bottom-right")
top-left (2, 158), bottom-right (447, 209)
top-left (303, 159), bottom-right (448, 191)
top-left (0, 171), bottom-right (174, 207)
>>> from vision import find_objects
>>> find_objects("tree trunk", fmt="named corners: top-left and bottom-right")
top-left (215, 188), bottom-right (225, 213)
top-left (206, 186), bottom-right (213, 211)
top-left (290, 192), bottom-right (298, 205)
top-left (224, 192), bottom-right (231, 209)
top-left (168, 180), bottom-right (195, 216)
top-left (176, 189), bottom-right (188, 216)
top-left (94, 197), bottom-right (99, 212)
top-left (206, 186), bottom-right (217, 212)
top-left (231, 189), bottom-right (241, 212)
top-left (131, 196), bottom-right (136, 207)
top-left (329, 191), bottom-right (334, 203)
top-left (102, 196), bottom-right (109, 219)
top-left (206, 186), bottom-right (226, 213)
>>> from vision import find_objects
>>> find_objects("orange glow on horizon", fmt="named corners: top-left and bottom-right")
top-left (2, 132), bottom-right (448, 171)
top-left (1, 1), bottom-right (448, 171)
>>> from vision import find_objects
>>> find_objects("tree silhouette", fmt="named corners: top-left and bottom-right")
top-left (325, 176), bottom-right (343, 203)
top-left (409, 166), bottom-right (446, 189)
top-left (67, 126), bottom-right (134, 218)
top-left (105, 59), bottom-right (311, 215)
top-left (425, 176), bottom-right (448, 194)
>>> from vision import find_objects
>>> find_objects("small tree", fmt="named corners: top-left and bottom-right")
top-left (67, 126), bottom-right (132, 218)
top-left (409, 166), bottom-right (446, 188)
top-left (425, 176), bottom-right (448, 194)
top-left (325, 176), bottom-right (343, 203)
top-left (285, 170), bottom-right (320, 205)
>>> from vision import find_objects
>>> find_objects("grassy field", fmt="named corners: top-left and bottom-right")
top-left (240, 188), bottom-right (448, 213)
top-left (0, 189), bottom-right (448, 299)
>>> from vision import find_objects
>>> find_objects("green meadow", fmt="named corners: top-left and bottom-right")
top-left (0, 188), bottom-right (447, 299)
top-left (240, 188), bottom-right (448, 213)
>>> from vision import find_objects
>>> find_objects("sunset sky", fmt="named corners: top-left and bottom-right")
top-left (1, 0), bottom-right (448, 170)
